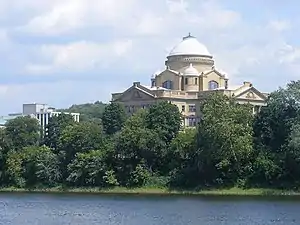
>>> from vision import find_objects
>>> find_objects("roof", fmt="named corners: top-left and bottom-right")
top-left (183, 63), bottom-right (199, 76)
top-left (169, 34), bottom-right (211, 57)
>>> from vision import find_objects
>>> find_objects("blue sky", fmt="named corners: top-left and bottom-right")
top-left (0, 0), bottom-right (299, 114)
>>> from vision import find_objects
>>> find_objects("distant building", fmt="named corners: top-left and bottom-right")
top-left (0, 103), bottom-right (80, 130)
top-left (111, 33), bottom-right (268, 128)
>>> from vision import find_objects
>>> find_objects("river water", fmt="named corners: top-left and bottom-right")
top-left (0, 193), bottom-right (299, 225)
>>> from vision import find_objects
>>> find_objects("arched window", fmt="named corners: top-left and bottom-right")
top-left (162, 80), bottom-right (173, 89)
top-left (208, 80), bottom-right (219, 90)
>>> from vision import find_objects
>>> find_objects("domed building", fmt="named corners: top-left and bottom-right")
top-left (111, 34), bottom-right (268, 127)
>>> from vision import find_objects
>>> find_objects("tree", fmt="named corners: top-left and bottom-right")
top-left (252, 81), bottom-right (300, 187)
top-left (183, 94), bottom-right (254, 188)
top-left (59, 101), bottom-right (107, 122)
top-left (43, 113), bottom-right (75, 151)
top-left (145, 101), bottom-right (182, 143)
top-left (114, 111), bottom-right (166, 186)
top-left (254, 81), bottom-right (300, 152)
top-left (67, 150), bottom-right (118, 187)
top-left (0, 129), bottom-right (13, 184)
top-left (6, 146), bottom-right (61, 187)
top-left (58, 121), bottom-right (104, 165)
top-left (101, 102), bottom-right (126, 135)
top-left (57, 121), bottom-right (105, 179)
top-left (5, 116), bottom-right (40, 150)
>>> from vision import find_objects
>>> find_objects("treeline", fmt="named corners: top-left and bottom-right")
top-left (1, 80), bottom-right (300, 190)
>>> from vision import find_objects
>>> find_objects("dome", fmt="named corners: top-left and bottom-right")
top-left (184, 63), bottom-right (199, 76)
top-left (169, 33), bottom-right (211, 57)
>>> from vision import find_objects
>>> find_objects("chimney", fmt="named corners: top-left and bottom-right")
top-left (133, 82), bottom-right (140, 87)
top-left (243, 81), bottom-right (252, 87)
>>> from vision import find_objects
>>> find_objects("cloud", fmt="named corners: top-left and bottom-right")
top-left (0, 80), bottom-right (121, 115)
top-left (25, 39), bottom-right (133, 74)
top-left (268, 20), bottom-right (291, 32)
top-left (0, 0), bottom-right (299, 114)
top-left (18, 0), bottom-right (138, 36)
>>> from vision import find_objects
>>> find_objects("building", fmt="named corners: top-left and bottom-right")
top-left (0, 103), bottom-right (80, 130)
top-left (111, 33), bottom-right (268, 127)
top-left (22, 103), bottom-right (80, 131)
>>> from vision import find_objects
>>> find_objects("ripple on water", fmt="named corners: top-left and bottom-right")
top-left (0, 194), bottom-right (300, 225)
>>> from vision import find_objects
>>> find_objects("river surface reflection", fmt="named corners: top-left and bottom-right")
top-left (0, 193), bottom-right (299, 225)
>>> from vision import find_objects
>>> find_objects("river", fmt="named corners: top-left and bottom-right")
top-left (0, 193), bottom-right (299, 224)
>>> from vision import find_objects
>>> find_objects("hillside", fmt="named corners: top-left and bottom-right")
top-left (60, 101), bottom-right (107, 122)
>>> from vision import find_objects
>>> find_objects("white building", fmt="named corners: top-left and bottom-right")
top-left (0, 103), bottom-right (80, 131)
top-left (112, 33), bottom-right (268, 127)
top-left (23, 103), bottom-right (80, 131)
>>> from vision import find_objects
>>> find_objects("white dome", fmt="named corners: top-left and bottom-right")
top-left (169, 34), bottom-right (211, 57)
top-left (184, 63), bottom-right (199, 76)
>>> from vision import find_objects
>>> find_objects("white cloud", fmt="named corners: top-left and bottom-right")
top-left (166, 0), bottom-right (189, 14)
top-left (136, 13), bottom-right (165, 36)
top-left (19, 0), bottom-right (138, 35)
top-left (268, 20), bottom-right (291, 32)
top-left (19, 0), bottom-right (87, 35)
top-left (0, 0), bottom-right (299, 114)
top-left (0, 80), bottom-right (122, 115)
top-left (26, 39), bottom-right (133, 73)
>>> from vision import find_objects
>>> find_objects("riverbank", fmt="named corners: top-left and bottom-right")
top-left (0, 187), bottom-right (300, 197)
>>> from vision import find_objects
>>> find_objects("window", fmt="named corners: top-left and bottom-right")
top-left (162, 80), bottom-right (173, 89)
top-left (181, 105), bottom-right (185, 112)
top-left (208, 80), bottom-right (219, 90)
top-left (151, 80), bottom-right (156, 87)
top-left (188, 105), bottom-right (196, 112)
top-left (185, 78), bottom-right (188, 85)
top-left (188, 116), bottom-right (197, 127)
top-left (195, 78), bottom-right (198, 85)
top-left (225, 80), bottom-right (228, 89)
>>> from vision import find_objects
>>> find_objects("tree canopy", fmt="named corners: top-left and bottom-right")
top-left (0, 80), bottom-right (300, 190)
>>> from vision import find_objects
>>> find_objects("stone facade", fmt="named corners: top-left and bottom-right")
top-left (111, 34), bottom-right (268, 128)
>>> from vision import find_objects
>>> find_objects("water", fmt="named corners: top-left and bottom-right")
top-left (0, 193), bottom-right (300, 225)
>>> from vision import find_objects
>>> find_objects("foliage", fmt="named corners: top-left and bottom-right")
top-left (58, 121), bottom-right (104, 167)
top-left (43, 113), bottom-right (75, 151)
top-left (5, 116), bottom-right (40, 150)
top-left (170, 94), bottom-right (254, 188)
top-left (252, 81), bottom-right (300, 187)
top-left (145, 101), bottom-right (182, 143)
top-left (101, 102), bottom-right (126, 135)
top-left (1, 81), bottom-right (300, 190)
top-left (67, 150), bottom-right (118, 187)
top-left (6, 146), bottom-right (61, 187)
top-left (60, 101), bottom-right (107, 122)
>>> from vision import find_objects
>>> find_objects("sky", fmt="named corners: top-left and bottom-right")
top-left (0, 0), bottom-right (299, 114)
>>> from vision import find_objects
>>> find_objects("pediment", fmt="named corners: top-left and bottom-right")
top-left (156, 69), bottom-right (179, 77)
top-left (202, 68), bottom-right (226, 78)
top-left (114, 85), bottom-right (155, 102)
top-left (233, 87), bottom-right (267, 101)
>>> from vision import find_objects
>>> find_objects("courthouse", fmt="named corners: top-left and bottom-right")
top-left (111, 34), bottom-right (268, 127)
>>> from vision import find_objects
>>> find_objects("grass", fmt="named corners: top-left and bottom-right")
top-left (0, 186), bottom-right (300, 197)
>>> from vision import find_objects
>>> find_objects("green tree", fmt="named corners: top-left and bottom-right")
top-left (6, 146), bottom-right (61, 187)
top-left (252, 81), bottom-right (300, 187)
top-left (67, 150), bottom-right (118, 187)
top-left (43, 113), bottom-right (75, 151)
top-left (101, 102), bottom-right (126, 135)
top-left (198, 94), bottom-right (253, 186)
top-left (0, 129), bottom-right (13, 184)
top-left (176, 94), bottom-right (254, 188)
top-left (145, 101), bottom-right (182, 143)
top-left (114, 111), bottom-right (166, 186)
top-left (60, 101), bottom-right (107, 122)
top-left (5, 116), bottom-right (40, 150)
top-left (58, 121), bottom-right (105, 178)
